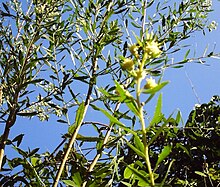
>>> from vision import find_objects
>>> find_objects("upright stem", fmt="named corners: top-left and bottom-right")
top-left (136, 69), bottom-right (155, 186)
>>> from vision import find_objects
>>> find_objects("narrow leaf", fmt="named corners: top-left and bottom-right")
top-left (68, 102), bottom-right (85, 134)
top-left (142, 81), bottom-right (169, 94)
top-left (155, 145), bottom-right (172, 170)
top-left (115, 81), bottom-right (140, 117)
top-left (150, 93), bottom-right (163, 126)
top-left (126, 141), bottom-right (146, 159)
top-left (127, 165), bottom-right (149, 185)
top-left (91, 104), bottom-right (137, 136)
top-left (63, 180), bottom-right (76, 187)
top-left (195, 171), bottom-right (207, 177)
top-left (134, 135), bottom-right (144, 153)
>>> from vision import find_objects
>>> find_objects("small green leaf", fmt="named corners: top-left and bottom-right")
top-left (114, 81), bottom-right (140, 117)
top-left (91, 104), bottom-right (138, 136)
top-left (63, 180), bottom-right (77, 187)
top-left (175, 110), bottom-right (181, 124)
top-left (195, 171), bottom-right (207, 177)
top-left (68, 102), bottom-right (85, 134)
top-left (150, 93), bottom-right (163, 126)
top-left (126, 141), bottom-right (146, 159)
top-left (155, 145), bottom-right (172, 170)
top-left (134, 135), bottom-right (144, 153)
top-left (72, 172), bottom-right (82, 186)
top-left (142, 81), bottom-right (169, 94)
top-left (127, 165), bottom-right (149, 185)
top-left (184, 49), bottom-right (190, 60)
top-left (124, 165), bottom-right (133, 179)
top-left (31, 157), bottom-right (40, 167)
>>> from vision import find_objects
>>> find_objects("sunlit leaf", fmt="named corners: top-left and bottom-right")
top-left (114, 81), bottom-right (140, 117)
top-left (126, 140), bottom-right (146, 159)
top-left (91, 104), bottom-right (137, 136)
top-left (142, 81), bottom-right (169, 94)
top-left (195, 171), bottom-right (207, 177)
top-left (150, 93), bottom-right (163, 126)
top-left (126, 164), bottom-right (150, 185)
top-left (63, 180), bottom-right (77, 187)
top-left (68, 102), bottom-right (85, 134)
top-left (155, 145), bottom-right (172, 170)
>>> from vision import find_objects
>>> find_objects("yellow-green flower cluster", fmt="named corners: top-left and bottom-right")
top-left (144, 40), bottom-right (162, 59)
top-left (120, 32), bottom-right (162, 74)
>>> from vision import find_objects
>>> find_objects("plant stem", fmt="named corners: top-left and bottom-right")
top-left (0, 106), bottom-right (17, 170)
top-left (136, 70), bottom-right (155, 186)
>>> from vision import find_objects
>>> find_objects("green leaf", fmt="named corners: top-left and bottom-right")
top-left (155, 145), bottom-right (172, 170)
top-left (30, 157), bottom-right (40, 167)
top-left (68, 102), bottom-right (85, 134)
top-left (63, 180), bottom-right (77, 187)
top-left (114, 81), bottom-right (140, 117)
top-left (176, 110), bottom-right (184, 126)
top-left (142, 81), bottom-right (169, 94)
top-left (91, 104), bottom-right (124, 126)
top-left (126, 165), bottom-right (150, 185)
top-left (121, 181), bottom-right (132, 187)
top-left (148, 114), bottom-right (173, 146)
top-left (184, 49), bottom-right (190, 60)
top-left (72, 172), bottom-right (82, 186)
top-left (91, 104), bottom-right (138, 135)
top-left (134, 135), bottom-right (144, 153)
top-left (124, 165), bottom-right (133, 179)
top-left (176, 143), bottom-right (190, 157)
top-left (76, 134), bottom-right (102, 142)
top-left (195, 171), bottom-right (207, 177)
top-left (150, 93), bottom-right (163, 126)
top-left (126, 141), bottom-right (146, 159)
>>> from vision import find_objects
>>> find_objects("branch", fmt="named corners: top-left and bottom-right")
top-left (0, 105), bottom-right (18, 170)
top-left (52, 56), bottom-right (98, 187)
top-left (81, 102), bottom-right (121, 187)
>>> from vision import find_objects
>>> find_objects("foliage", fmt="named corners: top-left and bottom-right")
top-left (0, 0), bottom-right (219, 186)
top-left (120, 95), bottom-right (220, 186)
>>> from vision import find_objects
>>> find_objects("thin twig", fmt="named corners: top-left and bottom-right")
top-left (185, 70), bottom-right (201, 104)
top-left (81, 102), bottom-right (121, 187)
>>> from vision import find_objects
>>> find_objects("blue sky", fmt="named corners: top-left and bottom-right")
top-left (2, 0), bottom-right (220, 160)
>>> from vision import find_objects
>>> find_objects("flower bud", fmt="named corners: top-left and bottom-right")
top-left (144, 77), bottom-right (158, 89)
top-left (129, 44), bottom-right (140, 58)
top-left (121, 58), bottom-right (134, 71)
